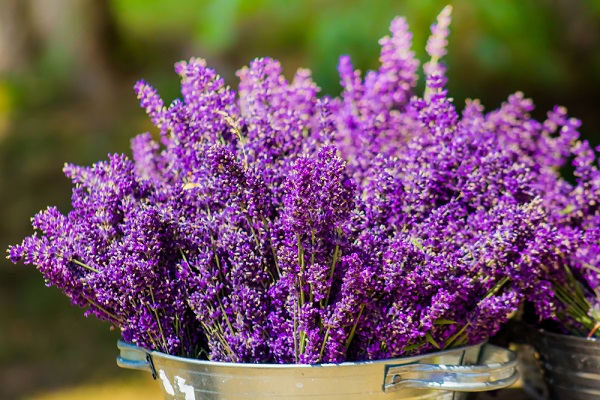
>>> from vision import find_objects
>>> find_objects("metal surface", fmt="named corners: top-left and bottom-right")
top-left (533, 329), bottom-right (600, 400)
top-left (117, 340), bottom-right (518, 400)
top-left (514, 344), bottom-right (547, 400)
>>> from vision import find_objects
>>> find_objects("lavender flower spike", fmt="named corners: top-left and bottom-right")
top-left (424, 5), bottom-right (452, 97)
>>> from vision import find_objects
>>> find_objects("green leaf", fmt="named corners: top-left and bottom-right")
top-left (482, 276), bottom-right (510, 300)
top-left (426, 332), bottom-right (440, 349)
top-left (559, 204), bottom-right (576, 215)
top-left (443, 323), bottom-right (469, 349)
top-left (434, 318), bottom-right (456, 325)
top-left (411, 237), bottom-right (424, 251)
top-left (403, 341), bottom-right (426, 353)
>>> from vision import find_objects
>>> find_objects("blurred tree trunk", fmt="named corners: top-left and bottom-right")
top-left (1, 0), bottom-right (119, 106)
top-left (28, 0), bottom-right (119, 104)
top-left (0, 0), bottom-right (35, 73)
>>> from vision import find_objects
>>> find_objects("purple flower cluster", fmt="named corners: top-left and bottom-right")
top-left (479, 94), bottom-right (600, 335)
top-left (8, 6), bottom-right (596, 362)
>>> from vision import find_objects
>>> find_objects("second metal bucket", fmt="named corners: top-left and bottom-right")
top-left (532, 329), bottom-right (600, 400)
top-left (117, 340), bottom-right (518, 400)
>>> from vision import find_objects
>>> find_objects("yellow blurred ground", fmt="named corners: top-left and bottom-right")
top-left (25, 376), bottom-right (162, 400)
top-left (23, 379), bottom-right (532, 400)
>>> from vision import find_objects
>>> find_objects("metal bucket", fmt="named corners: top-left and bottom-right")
top-left (514, 343), bottom-right (548, 400)
top-left (117, 340), bottom-right (518, 400)
top-left (532, 329), bottom-right (600, 400)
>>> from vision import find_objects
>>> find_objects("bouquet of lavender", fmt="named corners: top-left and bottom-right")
top-left (483, 94), bottom-right (600, 338)
top-left (7, 7), bottom-right (579, 363)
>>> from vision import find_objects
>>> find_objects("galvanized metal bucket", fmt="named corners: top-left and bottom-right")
top-left (117, 340), bottom-right (518, 400)
top-left (513, 343), bottom-right (548, 400)
top-left (532, 329), bottom-right (600, 400)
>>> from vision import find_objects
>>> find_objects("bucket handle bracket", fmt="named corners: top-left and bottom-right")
top-left (117, 339), bottom-right (157, 379)
top-left (383, 343), bottom-right (518, 393)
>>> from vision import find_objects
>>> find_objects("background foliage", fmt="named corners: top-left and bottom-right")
top-left (1, 0), bottom-right (599, 398)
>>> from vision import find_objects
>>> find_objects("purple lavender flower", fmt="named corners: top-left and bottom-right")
top-left (268, 144), bottom-right (356, 363)
top-left (9, 6), bottom-right (594, 364)
top-left (424, 5), bottom-right (452, 95)
top-left (335, 14), bottom-right (420, 179)
top-left (471, 87), bottom-right (600, 335)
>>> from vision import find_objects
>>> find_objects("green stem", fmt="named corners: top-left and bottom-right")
top-left (323, 235), bottom-right (341, 308)
top-left (246, 216), bottom-right (261, 250)
top-left (86, 299), bottom-right (121, 323)
top-left (483, 276), bottom-right (510, 300)
top-left (345, 305), bottom-right (365, 351)
top-left (444, 322), bottom-right (470, 349)
top-left (309, 230), bottom-right (315, 304)
top-left (218, 298), bottom-right (235, 337)
top-left (556, 288), bottom-right (588, 316)
top-left (319, 326), bottom-right (331, 362)
top-left (297, 234), bottom-right (306, 308)
top-left (146, 329), bottom-right (159, 351)
top-left (179, 248), bottom-right (189, 265)
top-left (174, 314), bottom-right (180, 340)
top-left (246, 216), bottom-right (271, 289)
top-left (199, 320), bottom-right (237, 362)
top-left (72, 259), bottom-right (100, 273)
top-left (199, 302), bottom-right (238, 361)
top-left (296, 235), bottom-right (308, 355)
top-left (554, 284), bottom-right (591, 320)
top-left (148, 286), bottom-right (168, 352)
top-left (262, 217), bottom-right (280, 278)
top-left (221, 112), bottom-right (248, 169)
top-left (207, 229), bottom-right (228, 298)
top-left (293, 302), bottom-right (299, 363)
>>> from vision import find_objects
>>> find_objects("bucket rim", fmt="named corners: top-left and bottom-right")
top-left (537, 328), bottom-right (600, 344)
top-left (119, 339), bottom-right (486, 370)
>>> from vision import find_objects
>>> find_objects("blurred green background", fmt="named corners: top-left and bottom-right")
top-left (1, 0), bottom-right (599, 399)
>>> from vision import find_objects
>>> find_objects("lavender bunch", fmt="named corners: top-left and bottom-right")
top-left (477, 93), bottom-right (600, 337)
top-left (8, 155), bottom-right (202, 355)
top-left (332, 8), bottom-right (566, 359)
top-left (7, 6), bottom-right (583, 363)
